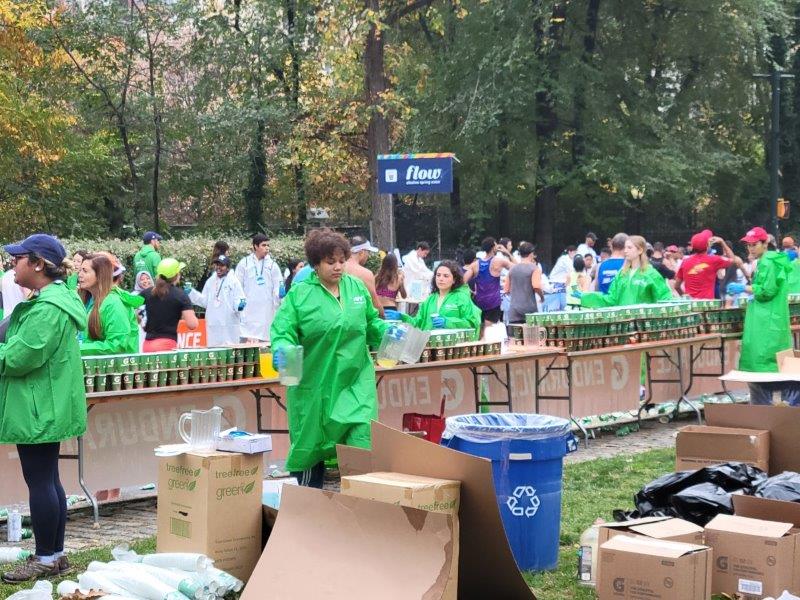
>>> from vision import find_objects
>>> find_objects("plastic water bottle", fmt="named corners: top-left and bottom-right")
top-left (0, 547), bottom-right (31, 563)
top-left (577, 518), bottom-right (605, 586)
top-left (7, 508), bottom-right (22, 543)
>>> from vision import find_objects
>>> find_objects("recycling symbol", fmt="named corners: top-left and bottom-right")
top-left (506, 486), bottom-right (540, 517)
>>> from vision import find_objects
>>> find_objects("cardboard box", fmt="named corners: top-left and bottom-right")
top-left (704, 514), bottom-right (800, 599)
top-left (777, 349), bottom-right (800, 374)
top-left (676, 425), bottom-right (770, 472)
top-left (598, 516), bottom-right (704, 546)
top-left (706, 404), bottom-right (800, 474)
top-left (597, 534), bottom-right (712, 599)
top-left (734, 494), bottom-right (800, 526)
top-left (244, 486), bottom-right (456, 600)
top-left (341, 472), bottom-right (460, 600)
top-left (157, 451), bottom-right (262, 581)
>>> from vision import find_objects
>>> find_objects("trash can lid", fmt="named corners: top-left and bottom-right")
top-left (442, 413), bottom-right (571, 443)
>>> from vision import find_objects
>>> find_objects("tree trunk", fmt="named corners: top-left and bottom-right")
top-left (365, 0), bottom-right (393, 250)
top-left (534, 186), bottom-right (556, 266)
top-left (244, 120), bottom-right (267, 233)
top-left (572, 0), bottom-right (600, 162)
top-left (286, 0), bottom-right (307, 229)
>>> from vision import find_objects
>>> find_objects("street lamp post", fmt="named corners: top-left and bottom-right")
top-left (630, 186), bottom-right (645, 233)
top-left (754, 69), bottom-right (794, 241)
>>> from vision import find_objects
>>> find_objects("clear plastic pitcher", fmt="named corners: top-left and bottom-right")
top-left (279, 345), bottom-right (303, 386)
top-left (522, 324), bottom-right (548, 347)
top-left (178, 406), bottom-right (223, 451)
top-left (377, 324), bottom-right (430, 366)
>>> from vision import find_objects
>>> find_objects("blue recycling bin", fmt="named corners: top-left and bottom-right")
top-left (441, 413), bottom-right (576, 572)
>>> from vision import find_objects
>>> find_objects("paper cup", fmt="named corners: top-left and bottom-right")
top-left (133, 372), bottom-right (144, 389)
top-left (111, 374), bottom-right (122, 392)
top-left (95, 375), bottom-right (108, 392)
top-left (84, 376), bottom-right (95, 393)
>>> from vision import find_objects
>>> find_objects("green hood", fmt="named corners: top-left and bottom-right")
top-left (138, 245), bottom-right (157, 258)
top-left (37, 281), bottom-right (87, 331)
top-left (113, 286), bottom-right (145, 308)
top-left (761, 250), bottom-right (792, 275)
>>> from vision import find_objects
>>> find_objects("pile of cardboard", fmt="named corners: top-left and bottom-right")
top-left (243, 422), bottom-right (536, 600)
top-left (596, 404), bottom-right (800, 599)
top-left (597, 498), bottom-right (800, 599)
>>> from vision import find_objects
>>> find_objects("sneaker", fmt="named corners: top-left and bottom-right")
top-left (1, 555), bottom-right (60, 583)
top-left (57, 555), bottom-right (72, 575)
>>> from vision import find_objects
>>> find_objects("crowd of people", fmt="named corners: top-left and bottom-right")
top-left (0, 224), bottom-right (799, 583)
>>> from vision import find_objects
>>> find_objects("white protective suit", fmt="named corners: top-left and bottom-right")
top-left (235, 253), bottom-right (282, 341)
top-left (189, 271), bottom-right (247, 346)
top-left (1, 269), bottom-right (27, 316)
top-left (402, 250), bottom-right (433, 300)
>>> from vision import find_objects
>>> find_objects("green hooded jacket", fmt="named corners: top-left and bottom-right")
top-left (786, 258), bottom-right (800, 294)
top-left (401, 285), bottom-right (481, 339)
top-left (0, 281), bottom-right (88, 444)
top-left (80, 287), bottom-right (143, 355)
top-left (581, 265), bottom-right (673, 308)
top-left (739, 251), bottom-right (792, 372)
top-left (270, 273), bottom-right (389, 472)
top-left (133, 245), bottom-right (161, 279)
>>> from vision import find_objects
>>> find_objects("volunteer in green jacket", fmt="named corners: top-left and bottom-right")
top-left (726, 226), bottom-right (796, 405)
top-left (385, 260), bottom-right (481, 340)
top-left (132, 231), bottom-right (162, 279)
top-left (0, 234), bottom-right (87, 583)
top-left (575, 235), bottom-right (672, 307)
top-left (65, 250), bottom-right (89, 291)
top-left (270, 228), bottom-right (390, 488)
top-left (77, 254), bottom-right (141, 355)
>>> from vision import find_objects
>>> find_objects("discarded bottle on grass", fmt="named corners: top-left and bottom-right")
top-left (6, 580), bottom-right (53, 600)
top-left (0, 547), bottom-right (31, 563)
top-left (577, 518), bottom-right (605, 586)
top-left (7, 508), bottom-right (22, 542)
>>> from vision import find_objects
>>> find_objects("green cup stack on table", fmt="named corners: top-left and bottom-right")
top-left (81, 344), bottom-right (265, 394)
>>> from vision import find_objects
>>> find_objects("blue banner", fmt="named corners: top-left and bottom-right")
top-left (377, 153), bottom-right (454, 194)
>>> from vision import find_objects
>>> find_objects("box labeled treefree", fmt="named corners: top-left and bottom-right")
top-left (157, 451), bottom-right (262, 581)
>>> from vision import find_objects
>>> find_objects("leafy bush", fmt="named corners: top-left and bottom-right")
top-left (60, 234), bottom-right (306, 288)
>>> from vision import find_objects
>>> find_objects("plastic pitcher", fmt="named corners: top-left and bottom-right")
top-left (377, 324), bottom-right (430, 367)
top-left (279, 345), bottom-right (303, 386)
top-left (178, 406), bottom-right (223, 450)
top-left (258, 345), bottom-right (279, 379)
top-left (522, 325), bottom-right (548, 347)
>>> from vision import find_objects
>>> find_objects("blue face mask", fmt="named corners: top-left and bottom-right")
top-left (787, 249), bottom-right (798, 261)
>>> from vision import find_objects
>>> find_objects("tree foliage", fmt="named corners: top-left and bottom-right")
top-left (0, 0), bottom-right (797, 256)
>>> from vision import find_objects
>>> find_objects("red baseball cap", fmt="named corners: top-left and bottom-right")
top-left (741, 227), bottom-right (769, 243)
top-left (690, 230), bottom-right (713, 252)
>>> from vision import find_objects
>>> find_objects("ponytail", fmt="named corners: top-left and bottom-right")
top-left (152, 274), bottom-right (177, 298)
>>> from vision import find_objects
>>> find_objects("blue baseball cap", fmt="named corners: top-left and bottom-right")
top-left (4, 234), bottom-right (67, 266)
top-left (143, 231), bottom-right (163, 244)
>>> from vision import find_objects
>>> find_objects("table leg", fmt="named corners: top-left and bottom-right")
top-left (76, 437), bottom-right (100, 528)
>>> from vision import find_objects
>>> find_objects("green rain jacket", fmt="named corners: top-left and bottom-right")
top-left (0, 281), bottom-right (87, 444)
top-left (739, 251), bottom-right (792, 372)
top-left (133, 245), bottom-right (161, 279)
top-left (786, 259), bottom-right (800, 294)
top-left (270, 273), bottom-right (389, 472)
top-left (80, 287), bottom-right (143, 355)
top-left (402, 285), bottom-right (481, 339)
top-left (581, 265), bottom-right (673, 308)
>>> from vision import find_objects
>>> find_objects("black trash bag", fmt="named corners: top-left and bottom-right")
top-left (669, 483), bottom-right (739, 526)
top-left (700, 462), bottom-right (767, 491)
top-left (755, 472), bottom-right (800, 501)
top-left (633, 470), bottom-right (706, 517)
top-left (631, 462), bottom-right (767, 520)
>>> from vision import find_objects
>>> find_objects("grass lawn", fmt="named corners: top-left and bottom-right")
top-left (0, 448), bottom-right (675, 599)
top-left (526, 447), bottom-right (676, 599)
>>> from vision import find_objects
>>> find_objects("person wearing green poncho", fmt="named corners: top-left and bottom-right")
top-left (77, 254), bottom-right (142, 355)
top-left (727, 227), bottom-right (797, 405)
top-left (0, 234), bottom-right (87, 583)
top-left (65, 250), bottom-right (89, 291)
top-left (384, 260), bottom-right (481, 340)
top-left (575, 235), bottom-right (672, 308)
top-left (270, 229), bottom-right (390, 488)
top-left (787, 256), bottom-right (800, 294)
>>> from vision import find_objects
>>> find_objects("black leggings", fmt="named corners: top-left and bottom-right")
top-left (17, 443), bottom-right (66, 557)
